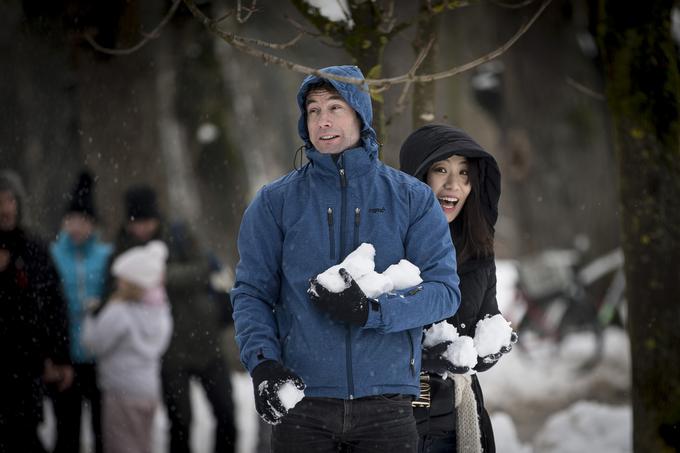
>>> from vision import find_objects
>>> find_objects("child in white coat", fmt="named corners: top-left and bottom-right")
top-left (83, 240), bottom-right (173, 453)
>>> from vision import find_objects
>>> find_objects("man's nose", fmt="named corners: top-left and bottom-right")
top-left (317, 110), bottom-right (332, 127)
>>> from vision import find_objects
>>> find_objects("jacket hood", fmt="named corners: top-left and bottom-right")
top-left (0, 169), bottom-right (27, 227)
top-left (399, 123), bottom-right (501, 227)
top-left (296, 65), bottom-right (379, 160)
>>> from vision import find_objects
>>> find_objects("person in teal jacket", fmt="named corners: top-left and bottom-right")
top-left (50, 171), bottom-right (112, 453)
top-left (231, 65), bottom-right (461, 452)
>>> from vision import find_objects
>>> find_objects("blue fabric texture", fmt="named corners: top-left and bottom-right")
top-left (231, 64), bottom-right (461, 399)
top-left (51, 233), bottom-right (112, 363)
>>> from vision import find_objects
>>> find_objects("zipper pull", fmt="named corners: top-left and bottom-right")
top-left (327, 207), bottom-right (333, 225)
top-left (354, 207), bottom-right (361, 225)
top-left (339, 168), bottom-right (347, 187)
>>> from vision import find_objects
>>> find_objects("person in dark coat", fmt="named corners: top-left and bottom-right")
top-left (105, 185), bottom-right (237, 453)
top-left (0, 170), bottom-right (72, 453)
top-left (50, 171), bottom-right (112, 453)
top-left (400, 124), bottom-right (517, 453)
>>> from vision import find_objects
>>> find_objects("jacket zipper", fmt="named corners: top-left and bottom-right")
top-left (339, 167), bottom-right (347, 259)
top-left (327, 207), bottom-right (335, 260)
top-left (338, 159), bottom-right (355, 398)
top-left (353, 208), bottom-right (361, 250)
top-left (407, 330), bottom-right (416, 376)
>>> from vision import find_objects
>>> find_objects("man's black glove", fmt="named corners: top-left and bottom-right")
top-left (421, 341), bottom-right (470, 374)
top-left (251, 360), bottom-right (305, 425)
top-left (308, 268), bottom-right (372, 326)
top-left (480, 330), bottom-right (519, 364)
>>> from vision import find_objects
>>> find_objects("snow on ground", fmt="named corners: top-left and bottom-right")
top-left (39, 260), bottom-right (631, 452)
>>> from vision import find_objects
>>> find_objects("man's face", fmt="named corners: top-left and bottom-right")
top-left (63, 213), bottom-right (95, 245)
top-left (0, 190), bottom-right (18, 231)
top-left (306, 89), bottom-right (361, 154)
top-left (126, 218), bottom-right (160, 242)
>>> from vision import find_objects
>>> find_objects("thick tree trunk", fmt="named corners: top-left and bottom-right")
top-left (412, 1), bottom-right (439, 129)
top-left (598, 2), bottom-right (680, 451)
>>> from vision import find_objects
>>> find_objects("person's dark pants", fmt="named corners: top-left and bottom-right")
top-left (0, 420), bottom-right (46, 453)
top-left (1, 377), bottom-right (46, 453)
top-left (52, 363), bottom-right (103, 453)
top-left (162, 358), bottom-right (237, 453)
top-left (417, 433), bottom-right (456, 453)
top-left (271, 395), bottom-right (418, 453)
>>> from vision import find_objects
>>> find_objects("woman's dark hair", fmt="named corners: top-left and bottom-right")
top-left (451, 159), bottom-right (494, 263)
top-left (424, 158), bottom-right (494, 264)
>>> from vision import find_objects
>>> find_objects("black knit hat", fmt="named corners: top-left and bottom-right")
top-left (399, 124), bottom-right (501, 227)
top-left (66, 170), bottom-right (97, 220)
top-left (124, 184), bottom-right (160, 221)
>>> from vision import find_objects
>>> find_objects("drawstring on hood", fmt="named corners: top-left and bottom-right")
top-left (296, 65), bottom-right (379, 163)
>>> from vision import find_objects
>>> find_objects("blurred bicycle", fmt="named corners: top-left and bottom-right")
top-left (510, 245), bottom-right (626, 367)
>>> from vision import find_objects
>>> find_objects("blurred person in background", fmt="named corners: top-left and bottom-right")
top-left (82, 241), bottom-right (172, 453)
top-left (400, 124), bottom-right (517, 453)
top-left (107, 185), bottom-right (237, 453)
top-left (50, 170), bottom-right (112, 453)
top-left (0, 170), bottom-right (72, 453)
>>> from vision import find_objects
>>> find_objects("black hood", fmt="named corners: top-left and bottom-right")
top-left (399, 123), bottom-right (501, 227)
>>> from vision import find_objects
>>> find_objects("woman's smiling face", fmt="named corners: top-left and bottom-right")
top-left (426, 155), bottom-right (471, 223)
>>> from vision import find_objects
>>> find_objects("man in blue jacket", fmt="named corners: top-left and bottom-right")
top-left (231, 65), bottom-right (461, 452)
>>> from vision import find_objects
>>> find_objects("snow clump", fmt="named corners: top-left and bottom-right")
top-left (277, 381), bottom-right (305, 411)
top-left (315, 243), bottom-right (422, 298)
top-left (443, 336), bottom-right (478, 371)
top-left (474, 314), bottom-right (513, 357)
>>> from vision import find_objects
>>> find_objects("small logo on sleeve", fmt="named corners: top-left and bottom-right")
top-left (368, 207), bottom-right (385, 214)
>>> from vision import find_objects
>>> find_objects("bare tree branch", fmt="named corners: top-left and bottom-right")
top-left (236, 0), bottom-right (259, 23)
top-left (84, 0), bottom-right (182, 56)
top-left (490, 0), bottom-right (538, 9)
top-left (566, 77), bottom-right (606, 101)
top-left (392, 36), bottom-right (435, 109)
top-left (183, 0), bottom-right (553, 91)
top-left (235, 32), bottom-right (304, 50)
top-left (284, 15), bottom-right (344, 48)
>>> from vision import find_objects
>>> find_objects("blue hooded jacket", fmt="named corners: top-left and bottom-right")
top-left (231, 65), bottom-right (461, 399)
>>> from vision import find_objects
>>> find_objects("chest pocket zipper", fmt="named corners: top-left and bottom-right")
top-left (327, 207), bottom-right (335, 260)
top-left (353, 208), bottom-right (361, 250)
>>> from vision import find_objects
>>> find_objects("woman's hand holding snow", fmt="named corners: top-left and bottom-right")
top-left (473, 314), bottom-right (518, 364)
top-left (251, 360), bottom-right (305, 425)
top-left (422, 321), bottom-right (478, 376)
top-left (422, 341), bottom-right (471, 375)
top-left (308, 268), bottom-right (371, 326)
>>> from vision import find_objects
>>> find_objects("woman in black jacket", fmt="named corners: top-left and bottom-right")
top-left (400, 124), bottom-right (516, 453)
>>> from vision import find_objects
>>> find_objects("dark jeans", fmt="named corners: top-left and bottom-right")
top-left (162, 358), bottom-right (237, 453)
top-left (51, 363), bottom-right (103, 453)
top-left (271, 395), bottom-right (418, 453)
top-left (417, 433), bottom-right (456, 453)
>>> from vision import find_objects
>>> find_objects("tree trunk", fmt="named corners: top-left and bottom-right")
top-left (412, 1), bottom-right (439, 129)
top-left (598, 2), bottom-right (680, 451)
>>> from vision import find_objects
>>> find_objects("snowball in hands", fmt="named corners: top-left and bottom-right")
top-left (277, 381), bottom-right (305, 411)
top-left (314, 243), bottom-right (423, 298)
top-left (474, 314), bottom-right (513, 356)
top-left (445, 336), bottom-right (478, 370)
top-left (316, 243), bottom-right (376, 292)
top-left (423, 321), bottom-right (478, 373)
top-left (423, 320), bottom-right (459, 347)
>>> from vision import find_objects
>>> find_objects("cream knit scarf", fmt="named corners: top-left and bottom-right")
top-left (453, 374), bottom-right (483, 453)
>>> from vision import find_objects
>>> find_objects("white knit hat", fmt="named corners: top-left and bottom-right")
top-left (112, 240), bottom-right (168, 289)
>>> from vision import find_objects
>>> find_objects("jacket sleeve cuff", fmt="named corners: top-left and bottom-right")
top-left (246, 348), bottom-right (281, 375)
top-left (363, 299), bottom-right (383, 329)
